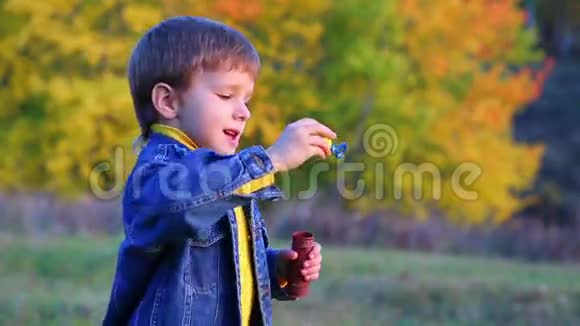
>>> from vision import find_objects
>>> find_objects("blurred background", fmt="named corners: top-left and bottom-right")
top-left (1, 0), bottom-right (579, 325)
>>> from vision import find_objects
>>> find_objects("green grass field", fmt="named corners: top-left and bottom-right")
top-left (0, 234), bottom-right (579, 325)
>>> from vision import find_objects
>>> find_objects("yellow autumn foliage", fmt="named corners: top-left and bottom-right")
top-left (0, 0), bottom-right (545, 224)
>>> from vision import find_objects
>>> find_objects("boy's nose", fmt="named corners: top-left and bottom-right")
top-left (233, 102), bottom-right (251, 121)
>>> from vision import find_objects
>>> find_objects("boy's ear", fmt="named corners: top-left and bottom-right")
top-left (151, 82), bottom-right (179, 120)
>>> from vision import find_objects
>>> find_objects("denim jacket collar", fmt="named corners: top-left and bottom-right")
top-left (150, 123), bottom-right (199, 150)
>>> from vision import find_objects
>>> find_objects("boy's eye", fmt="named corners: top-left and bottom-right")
top-left (217, 94), bottom-right (232, 100)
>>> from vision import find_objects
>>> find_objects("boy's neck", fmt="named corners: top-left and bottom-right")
top-left (158, 118), bottom-right (181, 130)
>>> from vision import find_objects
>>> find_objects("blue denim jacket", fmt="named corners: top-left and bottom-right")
top-left (102, 132), bottom-right (294, 326)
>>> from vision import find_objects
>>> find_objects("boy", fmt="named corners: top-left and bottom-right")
top-left (103, 16), bottom-right (336, 326)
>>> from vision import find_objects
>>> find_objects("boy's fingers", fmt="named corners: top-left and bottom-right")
top-left (309, 144), bottom-right (327, 160)
top-left (279, 249), bottom-right (298, 261)
top-left (297, 119), bottom-right (335, 138)
top-left (310, 243), bottom-right (321, 258)
top-left (295, 118), bottom-right (328, 129)
top-left (306, 123), bottom-right (336, 140)
top-left (303, 255), bottom-right (322, 268)
top-left (304, 273), bottom-right (320, 281)
top-left (302, 265), bottom-right (321, 275)
top-left (310, 136), bottom-right (332, 157)
top-left (294, 117), bottom-right (319, 125)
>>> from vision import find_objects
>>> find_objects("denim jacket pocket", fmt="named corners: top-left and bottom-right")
top-left (187, 221), bottom-right (227, 247)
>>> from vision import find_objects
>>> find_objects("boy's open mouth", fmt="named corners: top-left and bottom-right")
top-left (223, 128), bottom-right (240, 140)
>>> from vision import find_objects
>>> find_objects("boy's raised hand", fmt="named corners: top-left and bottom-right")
top-left (266, 118), bottom-right (337, 172)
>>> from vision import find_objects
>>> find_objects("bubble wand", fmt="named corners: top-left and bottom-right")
top-left (326, 139), bottom-right (348, 159)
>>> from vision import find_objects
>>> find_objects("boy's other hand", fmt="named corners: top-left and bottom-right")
top-left (266, 118), bottom-right (336, 172)
top-left (276, 242), bottom-right (322, 283)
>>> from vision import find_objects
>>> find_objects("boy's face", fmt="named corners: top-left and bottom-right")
top-left (177, 69), bottom-right (254, 155)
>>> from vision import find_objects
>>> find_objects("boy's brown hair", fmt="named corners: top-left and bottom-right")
top-left (128, 16), bottom-right (260, 140)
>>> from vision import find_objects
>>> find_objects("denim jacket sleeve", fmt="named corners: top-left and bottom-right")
top-left (124, 145), bottom-right (283, 249)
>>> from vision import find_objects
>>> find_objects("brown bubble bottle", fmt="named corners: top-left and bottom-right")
top-left (287, 231), bottom-right (315, 298)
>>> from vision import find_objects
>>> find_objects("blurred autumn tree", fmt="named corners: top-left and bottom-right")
top-left (394, 0), bottom-right (545, 223)
top-left (0, 0), bottom-right (546, 224)
top-left (0, 0), bottom-right (328, 198)
top-left (303, 0), bottom-right (546, 224)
